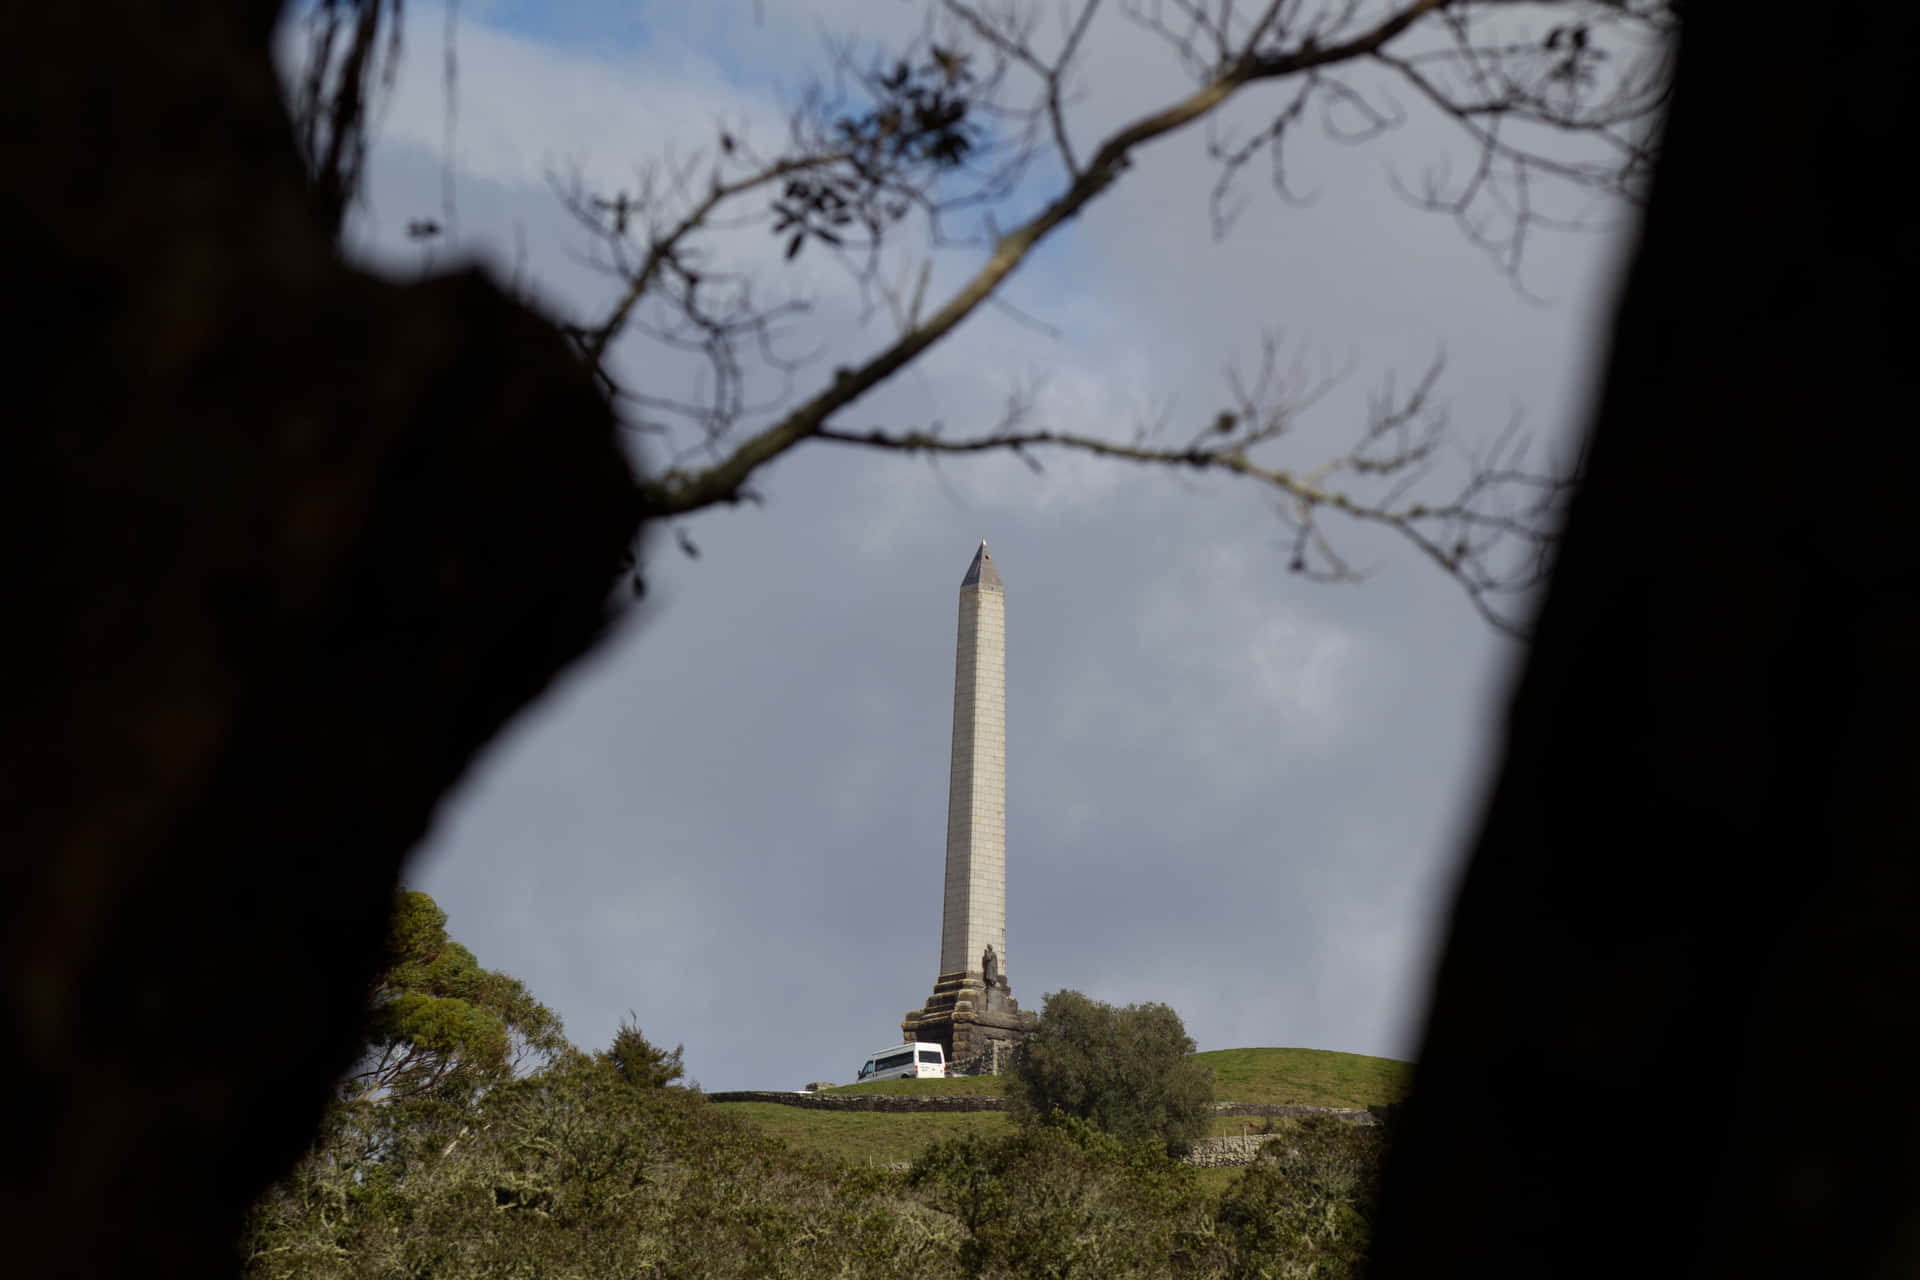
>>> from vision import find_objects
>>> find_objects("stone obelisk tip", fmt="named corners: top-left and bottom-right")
top-left (961, 539), bottom-right (1003, 591)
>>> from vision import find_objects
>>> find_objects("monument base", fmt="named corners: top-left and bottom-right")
top-left (902, 969), bottom-right (1038, 1074)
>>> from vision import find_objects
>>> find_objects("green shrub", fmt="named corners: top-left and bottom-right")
top-left (1006, 990), bottom-right (1215, 1155)
top-left (1203, 1116), bottom-right (1385, 1280)
top-left (242, 903), bottom-right (1398, 1279)
top-left (244, 1053), bottom-right (968, 1279)
top-left (910, 1114), bottom-right (1209, 1279)
top-left (241, 902), bottom-right (962, 1279)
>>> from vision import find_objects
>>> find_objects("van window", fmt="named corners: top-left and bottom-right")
top-left (876, 1052), bottom-right (912, 1071)
top-left (917, 1050), bottom-right (941, 1064)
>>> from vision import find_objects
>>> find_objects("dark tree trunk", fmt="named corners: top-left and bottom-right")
top-left (0, 3), bottom-right (645, 1276)
top-left (1370, 4), bottom-right (1920, 1275)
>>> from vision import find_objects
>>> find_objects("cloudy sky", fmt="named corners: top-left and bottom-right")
top-left (289, 0), bottom-right (1645, 1092)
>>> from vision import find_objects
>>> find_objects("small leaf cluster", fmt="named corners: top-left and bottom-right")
top-left (845, 49), bottom-right (977, 170)
top-left (1541, 22), bottom-right (1610, 92)
top-left (772, 47), bottom-right (980, 261)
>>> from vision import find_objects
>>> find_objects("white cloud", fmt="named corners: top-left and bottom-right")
top-left (1245, 616), bottom-right (1355, 729)
top-left (374, 6), bottom-right (771, 190)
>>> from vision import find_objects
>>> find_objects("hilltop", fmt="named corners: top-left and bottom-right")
top-left (809, 1046), bottom-right (1410, 1105)
top-left (1192, 1046), bottom-right (1412, 1108)
top-left (710, 1046), bottom-right (1411, 1166)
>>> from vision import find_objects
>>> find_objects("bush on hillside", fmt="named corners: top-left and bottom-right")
top-left (244, 1041), bottom-right (965, 1279)
top-left (1006, 990), bottom-right (1215, 1155)
top-left (910, 1115), bottom-right (1210, 1279)
top-left (243, 904), bottom-right (959, 1279)
top-left (1202, 1115), bottom-right (1385, 1280)
top-left (243, 900), bottom-right (1395, 1279)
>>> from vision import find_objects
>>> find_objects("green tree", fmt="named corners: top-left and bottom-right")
top-left (1007, 990), bottom-right (1216, 1156)
top-left (601, 1010), bottom-right (687, 1089)
top-left (346, 889), bottom-right (569, 1102)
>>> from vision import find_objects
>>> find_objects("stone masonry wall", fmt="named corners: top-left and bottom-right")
top-left (705, 1091), bottom-right (1009, 1112)
top-left (816, 1135), bottom-right (1369, 1174)
top-left (1184, 1136), bottom-right (1292, 1168)
top-left (706, 1092), bottom-right (1386, 1120)
top-left (1209, 1103), bottom-right (1379, 1121)
top-left (705, 1094), bottom-right (1378, 1171)
top-left (705, 1093), bottom-right (1384, 1168)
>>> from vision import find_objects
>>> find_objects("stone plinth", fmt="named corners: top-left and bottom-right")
top-left (902, 967), bottom-right (1036, 1071)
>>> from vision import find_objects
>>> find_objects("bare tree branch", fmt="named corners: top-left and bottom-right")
top-left (808, 351), bottom-right (1563, 636)
top-left (288, 0), bottom-right (1675, 636)
top-left (633, 1), bottom-right (1483, 518)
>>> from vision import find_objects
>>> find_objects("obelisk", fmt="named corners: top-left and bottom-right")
top-left (903, 541), bottom-right (1036, 1071)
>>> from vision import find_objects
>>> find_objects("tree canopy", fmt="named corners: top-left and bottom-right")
top-left (347, 890), bottom-right (569, 1102)
top-left (602, 1011), bottom-right (687, 1090)
top-left (1007, 989), bottom-right (1217, 1155)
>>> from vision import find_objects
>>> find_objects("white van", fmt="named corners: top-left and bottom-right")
top-left (856, 1041), bottom-right (946, 1082)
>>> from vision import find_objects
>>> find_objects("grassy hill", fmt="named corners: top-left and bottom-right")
top-left (1196, 1047), bottom-right (1413, 1108)
top-left (711, 1047), bottom-right (1411, 1167)
top-left (811, 1047), bottom-right (1412, 1106)
top-left (819, 1072), bottom-right (1006, 1097)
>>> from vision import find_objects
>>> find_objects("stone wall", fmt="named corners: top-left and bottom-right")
top-left (903, 972), bottom-right (1037, 1065)
top-left (706, 1091), bottom-right (1009, 1112)
top-left (1183, 1135), bottom-right (1289, 1168)
top-left (948, 1039), bottom-right (1018, 1078)
top-left (1210, 1103), bottom-right (1381, 1121)
top-left (708, 1093), bottom-right (1383, 1170)
top-left (706, 1099), bottom-right (1376, 1173)
top-left (706, 1093), bottom-right (1385, 1125)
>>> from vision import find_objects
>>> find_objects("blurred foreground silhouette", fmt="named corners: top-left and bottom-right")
top-left (1370, 5), bottom-right (1920, 1276)
top-left (2, 3), bottom-right (643, 1275)
top-left (1, 2), bottom-right (1912, 1277)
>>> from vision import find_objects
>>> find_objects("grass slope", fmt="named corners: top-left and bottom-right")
top-left (1195, 1047), bottom-right (1413, 1108)
top-left (717, 1047), bottom-right (1411, 1166)
top-left (820, 1073), bottom-right (1006, 1097)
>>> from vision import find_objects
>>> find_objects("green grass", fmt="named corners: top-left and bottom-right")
top-left (1207, 1116), bottom-right (1277, 1138)
top-left (1188, 1166), bottom-right (1247, 1195)
top-left (812, 1048), bottom-right (1410, 1107)
top-left (818, 1074), bottom-right (1006, 1097)
top-left (710, 1102), bottom-right (1011, 1164)
top-left (1195, 1047), bottom-right (1413, 1108)
top-left (722, 1048), bottom-right (1410, 1167)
